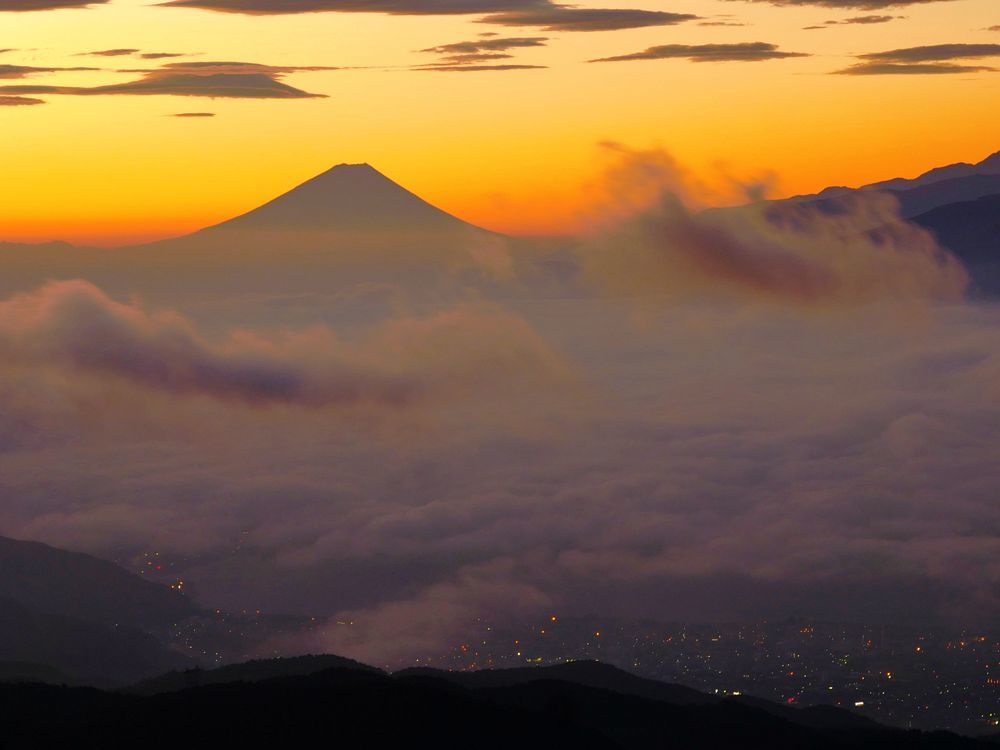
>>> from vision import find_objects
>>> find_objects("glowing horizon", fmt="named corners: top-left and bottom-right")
top-left (0, 0), bottom-right (998, 246)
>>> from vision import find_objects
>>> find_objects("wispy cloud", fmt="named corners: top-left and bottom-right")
top-left (171, 111), bottom-right (216, 116)
top-left (0, 0), bottom-right (105, 10)
top-left (420, 36), bottom-right (546, 63)
top-left (415, 63), bottom-right (545, 72)
top-left (590, 42), bottom-right (808, 64)
top-left (0, 95), bottom-right (44, 105)
top-left (480, 6), bottom-right (698, 31)
top-left (80, 49), bottom-right (190, 59)
top-left (416, 35), bottom-right (547, 70)
top-left (723, 0), bottom-right (953, 8)
top-left (161, 0), bottom-right (700, 31)
top-left (805, 16), bottom-right (899, 29)
top-left (835, 43), bottom-right (1000, 74)
top-left (0, 61), bottom-right (333, 99)
top-left (858, 42), bottom-right (1000, 62)
top-left (161, 0), bottom-right (545, 12)
top-left (0, 63), bottom-right (98, 78)
top-left (81, 48), bottom-right (140, 57)
top-left (836, 62), bottom-right (995, 74)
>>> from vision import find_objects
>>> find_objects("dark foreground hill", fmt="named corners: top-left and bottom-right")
top-left (398, 660), bottom-right (712, 706)
top-left (127, 653), bottom-right (381, 695)
top-left (0, 661), bottom-right (989, 750)
top-left (400, 660), bottom-right (883, 731)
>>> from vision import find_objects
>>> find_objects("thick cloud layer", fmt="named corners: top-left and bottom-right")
top-left (0, 280), bottom-right (570, 407)
top-left (0, 148), bottom-right (995, 668)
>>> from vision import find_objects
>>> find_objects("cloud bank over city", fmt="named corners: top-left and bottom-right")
top-left (0, 146), bottom-right (996, 667)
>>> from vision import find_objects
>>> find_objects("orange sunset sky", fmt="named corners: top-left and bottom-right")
top-left (1, 0), bottom-right (997, 246)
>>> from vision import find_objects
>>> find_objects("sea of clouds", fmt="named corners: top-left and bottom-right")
top-left (0, 147), bottom-right (996, 665)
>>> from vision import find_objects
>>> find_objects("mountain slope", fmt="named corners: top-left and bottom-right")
top-left (910, 194), bottom-right (1000, 296)
top-left (0, 597), bottom-right (191, 686)
top-left (889, 174), bottom-right (1000, 219)
top-left (399, 660), bottom-right (883, 732)
top-left (0, 536), bottom-right (196, 631)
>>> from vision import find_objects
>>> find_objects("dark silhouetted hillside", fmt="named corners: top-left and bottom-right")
top-left (0, 661), bottom-right (68, 684)
top-left (0, 597), bottom-right (191, 686)
top-left (128, 653), bottom-right (381, 695)
top-left (398, 659), bottom-right (711, 706)
top-left (733, 693), bottom-right (883, 731)
top-left (869, 151), bottom-right (1000, 192)
top-left (399, 659), bottom-right (887, 732)
top-left (0, 665), bottom-right (990, 749)
top-left (0, 536), bottom-right (196, 631)
top-left (889, 174), bottom-right (1000, 219)
top-left (911, 194), bottom-right (1000, 296)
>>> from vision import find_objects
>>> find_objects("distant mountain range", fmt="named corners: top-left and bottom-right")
top-left (791, 150), bottom-right (1000, 295)
top-left (866, 151), bottom-right (1000, 193)
top-left (0, 655), bottom-right (993, 749)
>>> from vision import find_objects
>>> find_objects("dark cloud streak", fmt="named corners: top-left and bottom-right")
top-left (480, 6), bottom-right (698, 31)
top-left (418, 35), bottom-right (546, 68)
top-left (161, 0), bottom-right (699, 32)
top-left (836, 62), bottom-right (995, 74)
top-left (723, 0), bottom-right (953, 8)
top-left (0, 64), bottom-right (98, 78)
top-left (835, 44), bottom-right (1000, 75)
top-left (859, 43), bottom-right (1000, 62)
top-left (0, 95), bottom-right (44, 105)
top-left (590, 42), bottom-right (808, 63)
top-left (0, 0), bottom-right (106, 10)
top-left (0, 61), bottom-right (331, 99)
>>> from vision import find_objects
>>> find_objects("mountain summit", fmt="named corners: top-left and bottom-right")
top-left (208, 163), bottom-right (484, 234)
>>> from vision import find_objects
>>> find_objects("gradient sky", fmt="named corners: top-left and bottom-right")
top-left (1, 0), bottom-right (997, 245)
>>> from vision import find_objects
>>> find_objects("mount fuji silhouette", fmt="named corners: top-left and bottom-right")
top-left (125, 162), bottom-right (507, 298)
top-left (205, 163), bottom-right (485, 235)
top-left (0, 163), bottom-right (513, 307)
